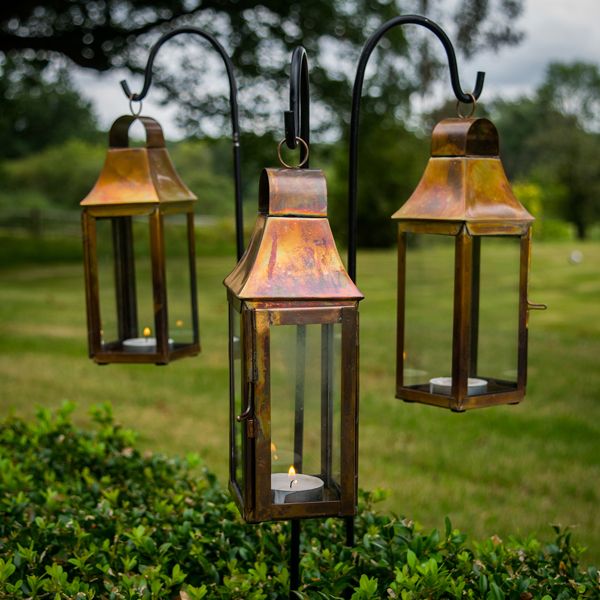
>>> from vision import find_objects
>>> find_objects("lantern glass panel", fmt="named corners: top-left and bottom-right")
top-left (94, 214), bottom-right (156, 351)
top-left (229, 305), bottom-right (244, 499)
top-left (130, 215), bottom-right (155, 345)
top-left (164, 213), bottom-right (195, 347)
top-left (96, 217), bottom-right (119, 347)
top-left (269, 321), bottom-right (342, 505)
top-left (403, 233), bottom-right (455, 390)
top-left (469, 236), bottom-right (521, 392)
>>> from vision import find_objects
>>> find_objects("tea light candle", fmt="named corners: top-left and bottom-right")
top-left (429, 377), bottom-right (488, 396)
top-left (271, 466), bottom-right (324, 504)
top-left (123, 327), bottom-right (173, 352)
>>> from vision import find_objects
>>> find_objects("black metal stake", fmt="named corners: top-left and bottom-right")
top-left (119, 27), bottom-right (245, 260)
top-left (290, 519), bottom-right (301, 598)
top-left (342, 13), bottom-right (487, 554)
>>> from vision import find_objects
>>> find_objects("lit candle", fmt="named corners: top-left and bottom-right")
top-left (429, 377), bottom-right (488, 396)
top-left (271, 465), bottom-right (324, 505)
top-left (123, 327), bottom-right (173, 351)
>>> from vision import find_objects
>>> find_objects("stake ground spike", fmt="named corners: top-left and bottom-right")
top-left (290, 519), bottom-right (301, 598)
top-left (120, 27), bottom-right (245, 260)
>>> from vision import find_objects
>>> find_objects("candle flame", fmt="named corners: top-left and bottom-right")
top-left (176, 319), bottom-right (184, 328)
top-left (288, 465), bottom-right (296, 477)
top-left (271, 442), bottom-right (277, 452)
top-left (143, 327), bottom-right (151, 337)
top-left (403, 351), bottom-right (407, 360)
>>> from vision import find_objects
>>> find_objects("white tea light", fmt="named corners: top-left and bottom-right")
top-left (429, 377), bottom-right (488, 396)
top-left (271, 472), bottom-right (324, 504)
top-left (123, 337), bottom-right (174, 351)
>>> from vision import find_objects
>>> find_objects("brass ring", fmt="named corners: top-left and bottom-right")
top-left (456, 93), bottom-right (476, 119)
top-left (277, 137), bottom-right (309, 169)
top-left (129, 98), bottom-right (143, 117)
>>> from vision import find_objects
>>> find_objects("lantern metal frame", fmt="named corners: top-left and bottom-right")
top-left (82, 26), bottom-right (246, 365)
top-left (81, 115), bottom-right (200, 365)
top-left (224, 167), bottom-right (363, 524)
top-left (393, 117), bottom-right (536, 411)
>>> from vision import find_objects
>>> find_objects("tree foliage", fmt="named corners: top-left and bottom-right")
top-left (493, 61), bottom-right (600, 239)
top-left (0, 1), bottom-right (525, 135)
top-left (0, 58), bottom-right (98, 159)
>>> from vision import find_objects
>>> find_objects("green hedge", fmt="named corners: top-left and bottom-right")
top-left (0, 404), bottom-right (597, 599)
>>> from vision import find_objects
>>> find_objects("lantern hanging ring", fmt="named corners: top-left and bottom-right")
top-left (456, 93), bottom-right (477, 119)
top-left (347, 14), bottom-right (486, 282)
top-left (128, 98), bottom-right (143, 117)
top-left (119, 26), bottom-right (245, 260)
top-left (277, 136), bottom-right (310, 169)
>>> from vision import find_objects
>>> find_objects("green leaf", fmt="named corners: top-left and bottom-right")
top-left (406, 550), bottom-right (417, 571)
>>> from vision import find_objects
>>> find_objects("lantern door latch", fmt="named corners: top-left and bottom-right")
top-left (527, 300), bottom-right (547, 311)
top-left (237, 381), bottom-right (255, 437)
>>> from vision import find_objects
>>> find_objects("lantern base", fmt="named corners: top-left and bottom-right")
top-left (91, 341), bottom-right (200, 365)
top-left (397, 377), bottom-right (523, 411)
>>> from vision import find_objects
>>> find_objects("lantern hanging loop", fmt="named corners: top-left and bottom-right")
top-left (277, 136), bottom-right (310, 169)
top-left (120, 27), bottom-right (244, 260)
top-left (527, 301), bottom-right (548, 311)
top-left (128, 98), bottom-right (143, 117)
top-left (347, 14), bottom-right (486, 281)
top-left (284, 46), bottom-right (310, 168)
top-left (456, 93), bottom-right (477, 119)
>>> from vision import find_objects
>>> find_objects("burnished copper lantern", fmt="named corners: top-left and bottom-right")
top-left (81, 115), bottom-right (199, 364)
top-left (394, 117), bottom-right (542, 411)
top-left (224, 168), bottom-right (363, 522)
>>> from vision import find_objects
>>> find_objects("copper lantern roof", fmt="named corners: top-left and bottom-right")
top-left (81, 115), bottom-right (196, 207)
top-left (224, 168), bottom-right (363, 301)
top-left (392, 117), bottom-right (533, 234)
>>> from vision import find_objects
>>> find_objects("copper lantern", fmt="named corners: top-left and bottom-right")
top-left (224, 168), bottom-right (363, 522)
top-left (81, 115), bottom-right (199, 364)
top-left (394, 117), bottom-right (539, 411)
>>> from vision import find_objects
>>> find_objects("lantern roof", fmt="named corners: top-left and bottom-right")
top-left (81, 115), bottom-right (196, 207)
top-left (224, 168), bottom-right (363, 301)
top-left (392, 117), bottom-right (533, 230)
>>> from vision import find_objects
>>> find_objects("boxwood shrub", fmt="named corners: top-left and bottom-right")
top-left (0, 403), bottom-right (598, 599)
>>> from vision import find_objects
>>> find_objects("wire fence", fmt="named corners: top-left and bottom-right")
top-left (0, 208), bottom-right (81, 238)
top-left (0, 208), bottom-right (221, 239)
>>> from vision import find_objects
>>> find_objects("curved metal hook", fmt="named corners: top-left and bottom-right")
top-left (347, 15), bottom-right (486, 281)
top-left (284, 46), bottom-right (310, 168)
top-left (120, 27), bottom-right (245, 260)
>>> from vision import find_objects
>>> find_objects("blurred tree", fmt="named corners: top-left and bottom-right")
top-left (0, 139), bottom-right (104, 208)
top-left (328, 114), bottom-right (428, 247)
top-left (537, 61), bottom-right (600, 132)
top-left (492, 62), bottom-right (600, 239)
top-left (0, 1), bottom-right (524, 135)
top-left (0, 58), bottom-right (99, 159)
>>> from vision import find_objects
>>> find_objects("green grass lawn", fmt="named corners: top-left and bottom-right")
top-left (1, 237), bottom-right (599, 564)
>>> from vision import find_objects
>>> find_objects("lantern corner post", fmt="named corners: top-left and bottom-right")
top-left (451, 226), bottom-right (474, 411)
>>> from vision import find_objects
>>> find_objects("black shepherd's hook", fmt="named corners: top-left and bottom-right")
top-left (347, 15), bottom-right (486, 281)
top-left (120, 27), bottom-right (245, 260)
top-left (284, 46), bottom-right (310, 168)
